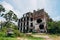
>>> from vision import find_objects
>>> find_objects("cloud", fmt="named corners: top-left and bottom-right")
top-left (37, 0), bottom-right (46, 8)
top-left (0, 1), bottom-right (22, 22)
top-left (1, 1), bottom-right (13, 10)
top-left (12, 0), bottom-right (37, 12)
top-left (1, 1), bottom-right (22, 18)
top-left (37, 0), bottom-right (59, 21)
top-left (0, 1), bottom-right (22, 25)
top-left (13, 10), bottom-right (23, 18)
top-left (29, 0), bottom-right (37, 10)
top-left (0, 17), bottom-right (6, 22)
top-left (52, 16), bottom-right (60, 21)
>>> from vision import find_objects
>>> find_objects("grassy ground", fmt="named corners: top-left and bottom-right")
top-left (32, 33), bottom-right (60, 40)
top-left (28, 37), bottom-right (44, 40)
top-left (0, 33), bottom-right (60, 40)
top-left (0, 37), bottom-right (17, 40)
top-left (17, 33), bottom-right (44, 40)
top-left (0, 32), bottom-right (17, 40)
top-left (26, 35), bottom-right (44, 40)
top-left (0, 32), bottom-right (44, 40)
top-left (0, 31), bottom-right (60, 40)
top-left (0, 36), bottom-right (44, 40)
top-left (48, 34), bottom-right (60, 40)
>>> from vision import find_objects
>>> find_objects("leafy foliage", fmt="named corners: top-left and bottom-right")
top-left (47, 21), bottom-right (60, 34)
top-left (3, 10), bottom-right (18, 22)
top-left (0, 4), bottom-right (5, 16)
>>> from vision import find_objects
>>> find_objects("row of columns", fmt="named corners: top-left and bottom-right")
top-left (19, 13), bottom-right (34, 33)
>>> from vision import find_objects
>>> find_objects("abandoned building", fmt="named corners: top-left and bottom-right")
top-left (18, 9), bottom-right (48, 33)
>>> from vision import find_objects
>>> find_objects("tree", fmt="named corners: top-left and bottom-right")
top-left (0, 4), bottom-right (5, 29)
top-left (3, 10), bottom-right (18, 22)
top-left (3, 10), bottom-right (18, 28)
top-left (0, 4), bottom-right (5, 16)
top-left (47, 21), bottom-right (60, 34)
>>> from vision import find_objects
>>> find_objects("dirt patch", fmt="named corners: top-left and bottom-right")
top-left (50, 36), bottom-right (60, 40)
top-left (32, 34), bottom-right (53, 40)
top-left (17, 33), bottom-right (60, 40)
top-left (17, 37), bottom-right (28, 40)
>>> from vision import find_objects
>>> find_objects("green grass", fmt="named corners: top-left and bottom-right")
top-left (0, 32), bottom-right (44, 40)
top-left (0, 36), bottom-right (44, 40)
top-left (27, 36), bottom-right (44, 40)
top-left (0, 31), bottom-right (17, 40)
top-left (0, 31), bottom-right (60, 40)
top-left (47, 34), bottom-right (60, 38)
top-left (0, 37), bottom-right (17, 40)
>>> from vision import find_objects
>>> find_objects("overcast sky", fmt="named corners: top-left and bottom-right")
top-left (0, 0), bottom-right (60, 21)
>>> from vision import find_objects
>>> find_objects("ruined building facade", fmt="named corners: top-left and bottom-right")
top-left (18, 9), bottom-right (48, 33)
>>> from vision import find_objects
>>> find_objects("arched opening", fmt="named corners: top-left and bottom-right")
top-left (37, 19), bottom-right (42, 23)
top-left (39, 24), bottom-right (44, 29)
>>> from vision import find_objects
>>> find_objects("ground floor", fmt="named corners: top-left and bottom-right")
top-left (19, 22), bottom-right (47, 33)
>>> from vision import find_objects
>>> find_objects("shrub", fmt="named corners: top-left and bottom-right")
top-left (47, 21), bottom-right (60, 34)
top-left (13, 30), bottom-right (21, 37)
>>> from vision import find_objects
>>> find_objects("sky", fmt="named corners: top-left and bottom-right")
top-left (0, 0), bottom-right (60, 21)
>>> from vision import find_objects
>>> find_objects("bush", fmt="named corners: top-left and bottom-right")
top-left (13, 30), bottom-right (21, 37)
top-left (0, 37), bottom-right (17, 40)
top-left (0, 32), bottom-right (6, 37)
top-left (47, 21), bottom-right (60, 34)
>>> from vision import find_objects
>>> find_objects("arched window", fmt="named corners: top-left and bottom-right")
top-left (39, 24), bottom-right (44, 29)
top-left (37, 19), bottom-right (42, 23)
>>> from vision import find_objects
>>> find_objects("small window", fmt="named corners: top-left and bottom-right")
top-left (18, 19), bottom-right (20, 26)
top-left (21, 23), bottom-right (22, 27)
top-left (30, 23), bottom-right (33, 27)
top-left (27, 22), bottom-right (29, 26)
top-left (27, 17), bottom-right (29, 21)
top-left (24, 22), bottom-right (25, 26)
top-left (30, 18), bottom-right (33, 21)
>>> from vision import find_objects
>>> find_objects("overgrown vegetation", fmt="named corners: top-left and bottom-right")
top-left (45, 11), bottom-right (60, 34)
top-left (0, 4), bottom-right (20, 37)
top-left (47, 20), bottom-right (60, 34)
